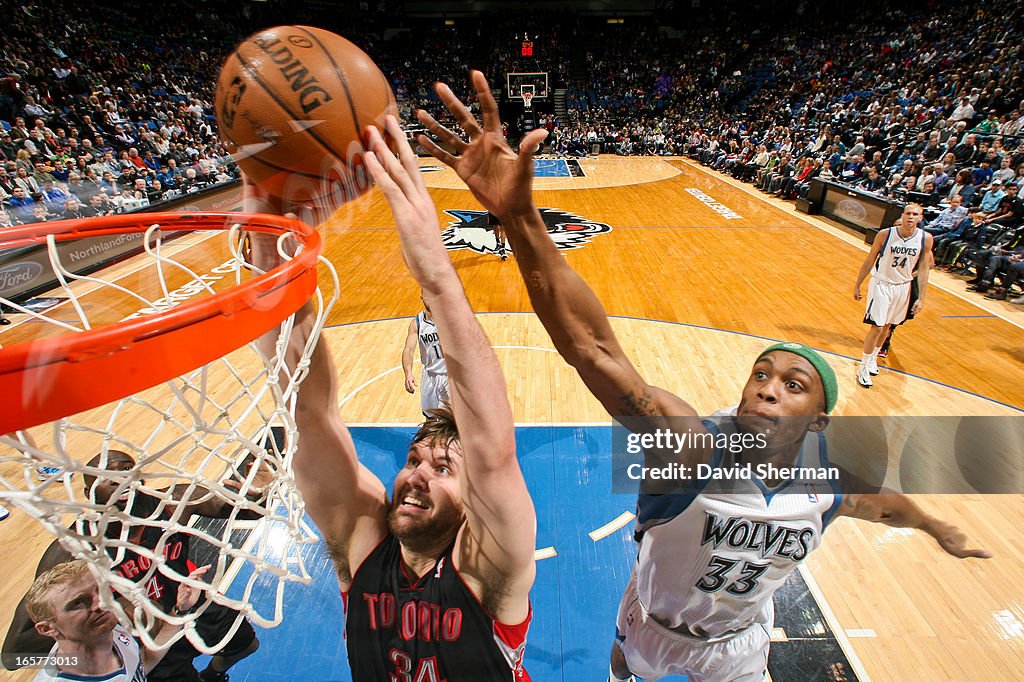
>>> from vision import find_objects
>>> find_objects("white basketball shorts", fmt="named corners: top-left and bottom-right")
top-left (615, 570), bottom-right (770, 682)
top-left (863, 277), bottom-right (912, 327)
top-left (420, 371), bottom-right (450, 413)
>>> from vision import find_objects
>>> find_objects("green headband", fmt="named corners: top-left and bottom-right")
top-left (757, 342), bottom-right (838, 413)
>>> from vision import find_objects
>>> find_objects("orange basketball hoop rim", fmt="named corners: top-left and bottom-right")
top-left (0, 212), bottom-right (321, 434)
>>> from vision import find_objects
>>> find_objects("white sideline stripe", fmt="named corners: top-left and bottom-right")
top-left (534, 546), bottom-right (557, 560)
top-left (771, 627), bottom-right (787, 641)
top-left (219, 522), bottom-right (262, 592)
top-left (231, 521), bottom-right (259, 530)
top-left (220, 555), bottom-right (247, 593)
top-left (1, 230), bottom-right (221, 332)
top-left (683, 159), bottom-right (1024, 332)
top-left (346, 422), bottom-right (424, 427)
top-left (515, 422), bottom-right (612, 427)
top-left (798, 565), bottom-right (872, 681)
top-left (845, 628), bottom-right (878, 638)
top-left (589, 511), bottom-right (635, 541)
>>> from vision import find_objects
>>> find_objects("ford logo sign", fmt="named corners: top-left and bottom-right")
top-left (836, 199), bottom-right (868, 221)
top-left (0, 261), bottom-right (44, 291)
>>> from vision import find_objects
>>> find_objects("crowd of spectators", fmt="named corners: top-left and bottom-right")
top-left (3, 0), bottom-right (1024, 307)
top-left (0, 0), bottom-right (244, 227)
top-left (544, 1), bottom-right (1024, 301)
top-left (0, 0), bottom-right (496, 228)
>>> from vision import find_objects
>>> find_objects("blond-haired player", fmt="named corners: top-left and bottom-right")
top-left (853, 203), bottom-right (933, 387)
top-left (26, 559), bottom-right (206, 682)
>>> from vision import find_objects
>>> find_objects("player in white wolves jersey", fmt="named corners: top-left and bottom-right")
top-left (854, 203), bottom-right (933, 388)
top-left (411, 73), bottom-right (989, 682)
top-left (402, 296), bottom-right (450, 414)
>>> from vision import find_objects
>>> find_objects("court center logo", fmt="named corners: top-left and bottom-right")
top-left (441, 208), bottom-right (612, 255)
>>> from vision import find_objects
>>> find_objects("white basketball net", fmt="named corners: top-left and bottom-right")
top-left (522, 92), bottom-right (534, 110)
top-left (0, 219), bottom-right (338, 654)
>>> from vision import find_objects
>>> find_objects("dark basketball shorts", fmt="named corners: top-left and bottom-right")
top-left (147, 602), bottom-right (257, 682)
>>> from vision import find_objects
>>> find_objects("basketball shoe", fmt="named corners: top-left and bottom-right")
top-left (0, 504), bottom-right (8, 521)
top-left (36, 465), bottom-right (65, 480)
top-left (867, 355), bottom-right (879, 376)
top-left (857, 363), bottom-right (873, 388)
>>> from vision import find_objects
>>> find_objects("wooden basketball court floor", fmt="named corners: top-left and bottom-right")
top-left (1, 156), bottom-right (1022, 681)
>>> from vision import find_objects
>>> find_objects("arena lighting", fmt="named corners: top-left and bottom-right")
top-left (445, 19), bottom-right (455, 25)
top-left (607, 18), bottom-right (624, 24)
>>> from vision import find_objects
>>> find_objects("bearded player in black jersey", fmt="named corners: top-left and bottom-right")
top-left (244, 111), bottom-right (537, 680)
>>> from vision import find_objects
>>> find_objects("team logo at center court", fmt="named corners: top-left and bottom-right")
top-left (441, 209), bottom-right (612, 255)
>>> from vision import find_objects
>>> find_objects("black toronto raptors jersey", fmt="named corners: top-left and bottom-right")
top-left (344, 535), bottom-right (531, 681)
top-left (109, 493), bottom-right (192, 613)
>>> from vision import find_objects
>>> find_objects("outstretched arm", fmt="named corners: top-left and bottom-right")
top-left (402, 318), bottom-right (418, 394)
top-left (364, 115), bottom-right (534, 625)
top-left (836, 493), bottom-right (991, 559)
top-left (244, 181), bottom-right (388, 590)
top-left (416, 72), bottom-right (705, 458)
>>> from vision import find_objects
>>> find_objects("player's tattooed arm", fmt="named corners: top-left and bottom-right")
top-left (620, 388), bottom-right (657, 417)
top-left (838, 493), bottom-right (991, 559)
top-left (619, 385), bottom-right (714, 485)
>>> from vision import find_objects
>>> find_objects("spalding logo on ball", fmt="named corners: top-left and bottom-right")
top-left (215, 26), bottom-right (397, 205)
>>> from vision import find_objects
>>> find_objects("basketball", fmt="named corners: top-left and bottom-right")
top-left (215, 25), bottom-right (397, 202)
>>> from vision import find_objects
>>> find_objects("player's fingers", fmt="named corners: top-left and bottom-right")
top-left (364, 151), bottom-right (404, 202)
top-left (367, 126), bottom-right (417, 198)
top-left (471, 70), bottom-right (501, 133)
top-left (517, 129), bottom-right (549, 166)
top-left (188, 565), bottom-right (211, 580)
top-left (416, 134), bottom-right (458, 168)
top-left (434, 82), bottom-right (483, 138)
top-left (386, 116), bottom-right (425, 191)
top-left (416, 109), bottom-right (467, 152)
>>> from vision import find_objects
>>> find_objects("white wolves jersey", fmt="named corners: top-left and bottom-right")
top-left (872, 227), bottom-right (924, 284)
top-left (416, 312), bottom-right (446, 376)
top-left (633, 417), bottom-right (843, 640)
top-left (34, 625), bottom-right (145, 681)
